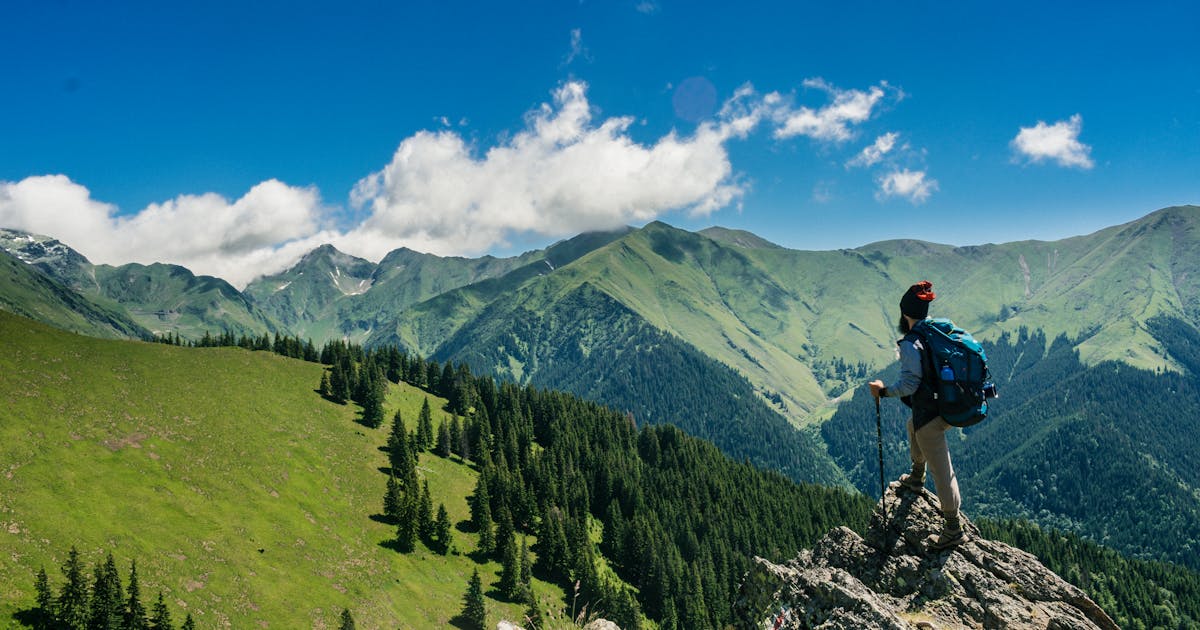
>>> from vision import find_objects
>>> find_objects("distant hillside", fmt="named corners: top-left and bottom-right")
top-left (0, 228), bottom-right (280, 340)
top-left (0, 247), bottom-right (150, 340)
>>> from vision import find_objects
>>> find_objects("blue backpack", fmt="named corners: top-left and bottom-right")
top-left (912, 318), bottom-right (997, 427)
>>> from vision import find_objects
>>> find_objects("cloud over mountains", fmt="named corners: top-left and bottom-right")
top-left (1, 78), bottom-right (926, 286)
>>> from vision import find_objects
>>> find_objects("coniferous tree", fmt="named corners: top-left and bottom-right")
top-left (477, 501), bottom-right (495, 557)
top-left (416, 398), bottom-right (434, 450)
top-left (180, 613), bottom-right (195, 630)
top-left (125, 560), bottom-right (150, 630)
top-left (497, 537), bottom-right (521, 601)
top-left (519, 536), bottom-right (532, 594)
top-left (338, 608), bottom-right (355, 630)
top-left (494, 506), bottom-right (515, 562)
top-left (433, 503), bottom-right (453, 555)
top-left (89, 553), bottom-right (124, 630)
top-left (57, 547), bottom-right (89, 630)
top-left (395, 492), bottom-right (418, 553)
top-left (360, 367), bottom-right (386, 428)
top-left (461, 569), bottom-right (486, 630)
top-left (417, 480), bottom-right (434, 544)
top-left (387, 413), bottom-right (417, 489)
top-left (383, 473), bottom-right (403, 523)
top-left (34, 566), bottom-right (54, 630)
top-left (449, 416), bottom-right (463, 458)
top-left (435, 418), bottom-right (452, 458)
top-left (318, 371), bottom-right (331, 399)
top-left (149, 591), bottom-right (172, 630)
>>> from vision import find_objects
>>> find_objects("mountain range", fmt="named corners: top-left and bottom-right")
top-left (4, 206), bottom-right (1200, 570)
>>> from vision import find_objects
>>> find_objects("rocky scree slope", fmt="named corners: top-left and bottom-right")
top-left (736, 484), bottom-right (1118, 629)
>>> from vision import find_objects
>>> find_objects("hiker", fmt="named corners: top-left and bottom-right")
top-left (868, 280), bottom-right (967, 550)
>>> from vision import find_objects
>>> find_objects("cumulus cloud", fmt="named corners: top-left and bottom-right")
top-left (345, 80), bottom-right (759, 259)
top-left (2, 77), bottom-right (918, 286)
top-left (1011, 114), bottom-right (1094, 168)
top-left (876, 169), bottom-right (937, 204)
top-left (773, 78), bottom-right (890, 142)
top-left (847, 132), bottom-right (899, 168)
top-left (0, 175), bottom-right (330, 288)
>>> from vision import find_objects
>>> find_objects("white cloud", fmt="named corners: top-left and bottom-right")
top-left (774, 78), bottom-right (889, 142)
top-left (1, 78), bottom-right (919, 286)
top-left (876, 169), bottom-right (937, 204)
top-left (0, 175), bottom-right (330, 288)
top-left (346, 80), bottom-right (756, 260)
top-left (847, 132), bottom-right (899, 168)
top-left (565, 28), bottom-right (588, 65)
top-left (635, 1), bottom-right (659, 14)
top-left (1011, 114), bottom-right (1094, 169)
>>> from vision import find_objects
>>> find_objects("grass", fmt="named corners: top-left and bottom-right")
top-left (0, 310), bottom-right (563, 628)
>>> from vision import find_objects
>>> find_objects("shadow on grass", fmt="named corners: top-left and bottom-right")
top-left (10, 608), bottom-right (37, 628)
top-left (369, 513), bottom-right (395, 526)
top-left (378, 538), bottom-right (411, 553)
top-left (377, 466), bottom-right (394, 476)
top-left (447, 613), bottom-right (474, 630)
top-left (455, 519), bottom-right (474, 534)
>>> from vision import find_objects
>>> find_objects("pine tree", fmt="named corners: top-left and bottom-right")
top-left (338, 608), bottom-right (355, 630)
top-left (34, 566), bottom-right (54, 630)
top-left (519, 536), bottom-right (532, 594)
top-left (497, 537), bottom-right (521, 601)
top-left (387, 412), bottom-right (417, 489)
top-left (395, 492), bottom-right (418, 553)
top-left (383, 473), bottom-right (403, 523)
top-left (417, 398), bottom-right (434, 450)
top-left (494, 506), bottom-right (515, 562)
top-left (435, 418), bottom-right (452, 457)
top-left (57, 547), bottom-right (89, 630)
top-left (149, 591), bottom-right (173, 630)
top-left (417, 480), bottom-right (434, 544)
top-left (434, 503), bottom-right (453, 555)
top-left (462, 569), bottom-right (486, 630)
top-left (361, 367), bottom-right (386, 428)
top-left (125, 560), bottom-right (150, 630)
top-left (449, 416), bottom-right (463, 459)
top-left (318, 371), bottom-right (331, 398)
top-left (180, 613), bottom-right (195, 630)
top-left (89, 553), bottom-right (123, 630)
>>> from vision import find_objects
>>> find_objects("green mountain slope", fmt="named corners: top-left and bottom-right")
top-left (0, 310), bottom-right (551, 628)
top-left (435, 281), bottom-right (847, 486)
top-left (92, 262), bottom-right (281, 339)
top-left (0, 228), bottom-right (281, 341)
top-left (0, 248), bottom-right (150, 340)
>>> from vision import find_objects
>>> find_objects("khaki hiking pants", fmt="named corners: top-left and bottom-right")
top-left (908, 416), bottom-right (961, 517)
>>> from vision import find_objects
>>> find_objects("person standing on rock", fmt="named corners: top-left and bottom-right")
top-left (868, 280), bottom-right (967, 550)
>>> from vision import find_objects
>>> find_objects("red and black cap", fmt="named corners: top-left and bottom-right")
top-left (900, 280), bottom-right (936, 318)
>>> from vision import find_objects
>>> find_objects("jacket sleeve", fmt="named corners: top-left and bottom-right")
top-left (885, 339), bottom-right (923, 398)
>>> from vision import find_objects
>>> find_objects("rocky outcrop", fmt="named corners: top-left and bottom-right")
top-left (735, 483), bottom-right (1118, 630)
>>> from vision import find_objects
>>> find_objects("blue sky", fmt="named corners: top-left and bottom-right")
top-left (1, 1), bottom-right (1197, 285)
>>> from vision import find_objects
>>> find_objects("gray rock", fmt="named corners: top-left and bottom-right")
top-left (735, 483), bottom-right (1119, 630)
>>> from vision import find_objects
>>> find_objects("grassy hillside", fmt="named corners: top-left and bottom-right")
top-left (92, 262), bottom-right (281, 340)
top-left (0, 249), bottom-right (150, 341)
top-left (0, 310), bottom-right (559, 628)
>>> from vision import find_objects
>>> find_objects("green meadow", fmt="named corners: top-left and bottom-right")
top-left (0, 310), bottom-right (562, 628)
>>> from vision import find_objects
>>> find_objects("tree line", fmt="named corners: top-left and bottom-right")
top-left (25, 547), bottom-right (195, 630)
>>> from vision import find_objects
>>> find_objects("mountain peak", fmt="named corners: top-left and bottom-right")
top-left (737, 484), bottom-right (1118, 629)
top-left (699, 226), bottom-right (783, 249)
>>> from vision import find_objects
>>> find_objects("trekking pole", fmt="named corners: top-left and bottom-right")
top-left (875, 396), bottom-right (887, 523)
